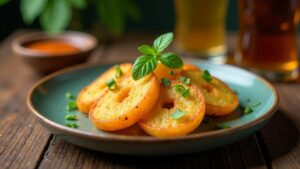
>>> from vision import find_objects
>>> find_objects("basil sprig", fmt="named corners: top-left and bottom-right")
top-left (132, 32), bottom-right (183, 80)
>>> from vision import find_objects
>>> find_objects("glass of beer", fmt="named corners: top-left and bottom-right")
top-left (235, 0), bottom-right (299, 81)
top-left (174, 0), bottom-right (228, 63)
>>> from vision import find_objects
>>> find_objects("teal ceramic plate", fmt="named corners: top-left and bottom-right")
top-left (27, 61), bottom-right (279, 155)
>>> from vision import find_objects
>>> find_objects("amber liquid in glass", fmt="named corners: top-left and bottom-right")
top-left (236, 0), bottom-right (299, 80)
top-left (174, 0), bottom-right (228, 62)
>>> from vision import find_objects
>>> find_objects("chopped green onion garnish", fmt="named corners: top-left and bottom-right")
top-left (169, 70), bottom-right (176, 76)
top-left (66, 101), bottom-right (77, 111)
top-left (171, 109), bottom-right (186, 119)
top-left (252, 102), bottom-right (261, 107)
top-left (202, 70), bottom-right (213, 82)
top-left (115, 65), bottom-right (123, 78)
top-left (65, 114), bottom-right (77, 120)
top-left (66, 123), bottom-right (79, 128)
top-left (161, 78), bottom-right (170, 87)
top-left (175, 84), bottom-right (190, 98)
top-left (65, 92), bottom-right (76, 100)
top-left (179, 76), bottom-right (191, 85)
top-left (217, 123), bottom-right (230, 129)
top-left (244, 106), bottom-right (254, 114)
top-left (71, 123), bottom-right (78, 128)
top-left (106, 79), bottom-right (117, 91)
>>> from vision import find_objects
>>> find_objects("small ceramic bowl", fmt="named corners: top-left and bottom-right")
top-left (12, 31), bottom-right (97, 73)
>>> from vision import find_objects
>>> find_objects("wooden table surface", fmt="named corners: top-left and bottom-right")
top-left (0, 31), bottom-right (300, 169)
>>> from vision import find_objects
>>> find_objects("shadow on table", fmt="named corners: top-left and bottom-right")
top-left (260, 109), bottom-right (299, 162)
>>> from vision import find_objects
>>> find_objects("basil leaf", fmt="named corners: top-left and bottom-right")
top-left (21, 0), bottom-right (47, 24)
top-left (171, 109), bottom-right (186, 119)
top-left (138, 45), bottom-right (156, 56)
top-left (132, 55), bottom-right (158, 80)
top-left (68, 0), bottom-right (86, 9)
top-left (153, 32), bottom-right (173, 53)
top-left (160, 52), bottom-right (183, 69)
top-left (202, 70), bottom-right (213, 82)
top-left (40, 0), bottom-right (71, 32)
top-left (161, 78), bottom-right (170, 87)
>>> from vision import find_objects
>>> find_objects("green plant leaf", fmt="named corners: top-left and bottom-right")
top-left (171, 109), bottom-right (186, 120)
top-left (40, 0), bottom-right (71, 32)
top-left (153, 32), bottom-right (173, 53)
top-left (138, 45), bottom-right (155, 56)
top-left (97, 0), bottom-right (124, 35)
top-left (160, 52), bottom-right (183, 69)
top-left (202, 70), bottom-right (213, 82)
top-left (21, 0), bottom-right (47, 24)
top-left (132, 55), bottom-right (158, 80)
top-left (68, 0), bottom-right (86, 9)
top-left (0, 0), bottom-right (10, 6)
top-left (123, 0), bottom-right (140, 21)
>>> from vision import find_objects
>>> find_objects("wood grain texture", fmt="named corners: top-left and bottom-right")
top-left (38, 135), bottom-right (266, 169)
top-left (260, 84), bottom-right (300, 169)
top-left (0, 31), bottom-right (52, 169)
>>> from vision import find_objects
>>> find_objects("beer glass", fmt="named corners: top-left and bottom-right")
top-left (236, 0), bottom-right (299, 81)
top-left (174, 0), bottom-right (228, 63)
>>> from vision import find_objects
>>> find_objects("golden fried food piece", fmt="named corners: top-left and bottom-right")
top-left (77, 63), bottom-right (132, 114)
top-left (139, 81), bottom-right (205, 137)
top-left (154, 62), bottom-right (182, 81)
top-left (182, 70), bottom-right (239, 116)
top-left (183, 64), bottom-right (201, 71)
top-left (89, 74), bottom-right (160, 131)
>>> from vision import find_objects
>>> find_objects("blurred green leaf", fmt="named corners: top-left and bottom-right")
top-left (21, 0), bottom-right (47, 24)
top-left (97, 0), bottom-right (124, 35)
top-left (123, 0), bottom-right (140, 21)
top-left (40, 0), bottom-right (71, 33)
top-left (0, 0), bottom-right (10, 6)
top-left (68, 0), bottom-right (86, 9)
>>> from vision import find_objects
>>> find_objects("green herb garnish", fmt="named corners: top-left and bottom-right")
top-left (175, 84), bottom-right (190, 98)
top-left (161, 78), bottom-right (170, 87)
top-left (66, 123), bottom-right (78, 128)
top-left (217, 123), bottom-right (231, 129)
top-left (132, 32), bottom-right (183, 80)
top-left (66, 101), bottom-right (77, 111)
top-left (179, 76), bottom-right (191, 85)
top-left (115, 64), bottom-right (123, 78)
top-left (244, 106), bottom-right (254, 114)
top-left (252, 102), bottom-right (261, 108)
top-left (65, 92), bottom-right (76, 100)
top-left (202, 70), bottom-right (213, 82)
top-left (65, 114), bottom-right (77, 120)
top-left (106, 79), bottom-right (117, 91)
top-left (171, 109), bottom-right (186, 119)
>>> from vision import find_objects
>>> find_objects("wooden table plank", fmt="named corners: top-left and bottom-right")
top-left (259, 84), bottom-right (300, 169)
top-left (35, 33), bottom-right (268, 169)
top-left (0, 31), bottom-right (52, 169)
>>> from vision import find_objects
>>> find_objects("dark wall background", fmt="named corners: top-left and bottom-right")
top-left (0, 0), bottom-right (238, 40)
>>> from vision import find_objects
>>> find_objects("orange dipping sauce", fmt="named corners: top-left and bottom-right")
top-left (26, 40), bottom-right (81, 55)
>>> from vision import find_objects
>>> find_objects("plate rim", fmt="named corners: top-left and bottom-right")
top-left (27, 62), bottom-right (279, 142)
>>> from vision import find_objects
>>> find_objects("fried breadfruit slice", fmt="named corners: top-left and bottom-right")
top-left (89, 73), bottom-right (160, 131)
top-left (182, 69), bottom-right (239, 116)
top-left (77, 63), bottom-right (132, 114)
top-left (139, 81), bottom-right (205, 138)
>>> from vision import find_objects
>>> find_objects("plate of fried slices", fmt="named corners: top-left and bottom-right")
top-left (27, 33), bottom-right (278, 155)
